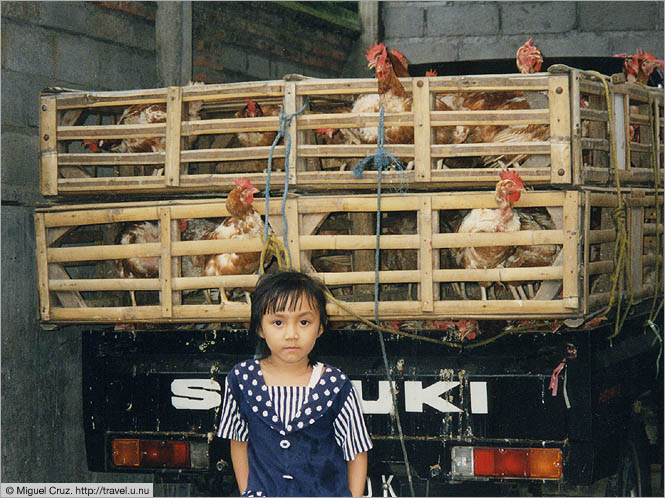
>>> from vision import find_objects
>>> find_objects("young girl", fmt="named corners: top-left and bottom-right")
top-left (217, 271), bottom-right (373, 497)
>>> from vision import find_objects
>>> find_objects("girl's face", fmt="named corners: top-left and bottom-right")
top-left (259, 295), bottom-right (323, 368)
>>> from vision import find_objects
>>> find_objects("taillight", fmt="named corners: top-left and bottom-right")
top-left (451, 446), bottom-right (562, 480)
top-left (112, 438), bottom-right (196, 469)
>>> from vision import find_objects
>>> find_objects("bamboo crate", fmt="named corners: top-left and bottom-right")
top-left (39, 69), bottom-right (664, 197)
top-left (34, 188), bottom-right (663, 325)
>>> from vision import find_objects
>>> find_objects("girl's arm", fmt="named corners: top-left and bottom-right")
top-left (347, 451), bottom-right (368, 497)
top-left (230, 440), bottom-right (249, 494)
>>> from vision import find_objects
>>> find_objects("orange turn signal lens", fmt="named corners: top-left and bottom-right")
top-left (112, 438), bottom-right (140, 467)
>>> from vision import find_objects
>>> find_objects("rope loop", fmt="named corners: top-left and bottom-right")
top-left (262, 96), bottom-right (311, 274)
top-left (351, 107), bottom-right (408, 192)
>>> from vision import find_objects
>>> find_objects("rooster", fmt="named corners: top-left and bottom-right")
top-left (450, 169), bottom-right (524, 300)
top-left (516, 38), bottom-right (543, 74)
top-left (203, 177), bottom-right (264, 304)
top-left (355, 42), bottom-right (413, 145)
top-left (434, 39), bottom-right (549, 169)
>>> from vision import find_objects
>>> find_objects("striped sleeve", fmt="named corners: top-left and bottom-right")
top-left (333, 384), bottom-right (373, 461)
top-left (217, 376), bottom-right (249, 441)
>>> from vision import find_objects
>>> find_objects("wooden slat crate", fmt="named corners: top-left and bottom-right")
top-left (570, 68), bottom-right (664, 187)
top-left (39, 70), bottom-right (664, 197)
top-left (34, 188), bottom-right (663, 325)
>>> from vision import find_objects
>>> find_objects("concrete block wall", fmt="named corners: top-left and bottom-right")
top-left (1, 0), bottom-right (155, 484)
top-left (382, 1), bottom-right (664, 65)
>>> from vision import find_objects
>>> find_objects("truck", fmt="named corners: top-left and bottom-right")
top-left (36, 62), bottom-right (663, 496)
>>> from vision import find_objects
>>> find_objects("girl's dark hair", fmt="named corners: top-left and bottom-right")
top-left (249, 271), bottom-right (329, 365)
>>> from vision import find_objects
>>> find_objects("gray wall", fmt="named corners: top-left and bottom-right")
top-left (1, 1), bottom-right (155, 484)
top-left (383, 1), bottom-right (664, 64)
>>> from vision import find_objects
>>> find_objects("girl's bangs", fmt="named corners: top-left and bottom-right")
top-left (263, 287), bottom-right (318, 316)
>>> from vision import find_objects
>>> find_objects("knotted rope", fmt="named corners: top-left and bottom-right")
top-left (583, 70), bottom-right (634, 339)
top-left (261, 96), bottom-right (311, 274)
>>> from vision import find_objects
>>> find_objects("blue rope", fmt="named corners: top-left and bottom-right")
top-left (355, 105), bottom-right (415, 497)
top-left (262, 97), bottom-right (311, 273)
top-left (351, 107), bottom-right (408, 193)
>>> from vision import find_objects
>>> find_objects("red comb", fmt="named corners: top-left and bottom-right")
top-left (366, 42), bottom-right (386, 63)
top-left (315, 128), bottom-right (337, 135)
top-left (245, 98), bottom-right (257, 115)
top-left (425, 69), bottom-right (438, 77)
top-left (235, 177), bottom-right (254, 189)
top-left (84, 139), bottom-right (99, 152)
top-left (499, 168), bottom-right (524, 189)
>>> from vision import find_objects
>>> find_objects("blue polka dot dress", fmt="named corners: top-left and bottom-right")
top-left (217, 360), bottom-right (372, 496)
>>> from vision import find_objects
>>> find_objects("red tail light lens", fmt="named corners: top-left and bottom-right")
top-left (112, 439), bottom-right (190, 469)
top-left (452, 446), bottom-right (562, 480)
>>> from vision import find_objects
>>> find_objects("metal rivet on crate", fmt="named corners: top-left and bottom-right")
top-left (41, 104), bottom-right (48, 111)
top-left (556, 87), bottom-right (563, 94)
top-left (43, 134), bottom-right (49, 141)
top-left (558, 168), bottom-right (565, 176)
top-left (417, 80), bottom-right (424, 88)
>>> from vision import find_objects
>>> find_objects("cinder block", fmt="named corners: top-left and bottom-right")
top-left (426, 2), bottom-right (499, 36)
top-left (247, 52), bottom-right (273, 80)
top-left (221, 45), bottom-right (247, 74)
top-left (579, 2), bottom-right (661, 31)
top-left (1, 20), bottom-right (56, 78)
top-left (272, 59), bottom-right (303, 79)
top-left (383, 38), bottom-right (459, 64)
top-left (1, 132), bottom-right (40, 198)
top-left (1, 1), bottom-right (43, 23)
top-left (383, 6), bottom-right (425, 38)
top-left (501, 2), bottom-right (575, 34)
top-left (54, 34), bottom-right (101, 88)
top-left (609, 32), bottom-right (665, 59)
top-left (38, 2), bottom-right (154, 51)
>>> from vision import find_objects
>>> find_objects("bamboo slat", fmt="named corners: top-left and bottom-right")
top-left (39, 96), bottom-right (58, 195)
top-left (34, 213), bottom-right (51, 320)
top-left (41, 72), bottom-right (663, 196)
top-left (165, 87), bottom-right (183, 187)
top-left (412, 77), bottom-right (431, 183)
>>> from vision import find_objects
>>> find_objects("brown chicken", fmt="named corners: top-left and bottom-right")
top-left (450, 170), bottom-right (524, 300)
top-left (503, 208), bottom-right (560, 299)
top-left (203, 177), bottom-right (265, 303)
top-left (233, 98), bottom-right (284, 171)
top-left (346, 42), bottom-right (414, 146)
top-left (434, 39), bottom-right (549, 169)
top-left (116, 221), bottom-right (162, 307)
top-left (84, 91), bottom-right (202, 174)
top-left (615, 48), bottom-right (664, 84)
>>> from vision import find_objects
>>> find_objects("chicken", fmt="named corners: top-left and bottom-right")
top-left (615, 48), bottom-right (664, 84)
top-left (84, 88), bottom-right (203, 174)
top-left (354, 42), bottom-right (413, 145)
top-left (116, 221), bottom-right (162, 307)
top-left (434, 39), bottom-right (549, 169)
top-left (233, 98), bottom-right (284, 171)
top-left (180, 217), bottom-right (221, 280)
top-left (614, 49), bottom-right (664, 142)
top-left (203, 177), bottom-right (264, 304)
top-left (503, 208), bottom-right (560, 299)
top-left (450, 169), bottom-right (524, 300)
top-left (516, 38), bottom-right (543, 74)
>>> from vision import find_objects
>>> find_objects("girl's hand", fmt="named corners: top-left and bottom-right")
top-left (230, 440), bottom-right (249, 494)
top-left (347, 451), bottom-right (368, 497)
